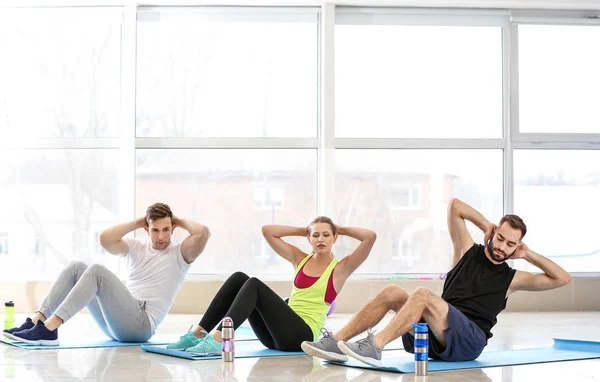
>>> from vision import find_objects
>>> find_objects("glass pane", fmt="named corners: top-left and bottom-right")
top-left (335, 149), bottom-right (503, 274)
top-left (335, 25), bottom-right (503, 138)
top-left (514, 150), bottom-right (600, 272)
top-left (519, 25), bottom-right (600, 133)
top-left (136, 12), bottom-right (318, 138)
top-left (0, 10), bottom-right (122, 138)
top-left (135, 149), bottom-right (317, 275)
top-left (0, 149), bottom-right (121, 280)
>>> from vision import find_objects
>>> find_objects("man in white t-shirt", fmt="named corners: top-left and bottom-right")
top-left (3, 203), bottom-right (209, 346)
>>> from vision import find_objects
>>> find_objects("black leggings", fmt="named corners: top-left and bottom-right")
top-left (199, 271), bottom-right (314, 351)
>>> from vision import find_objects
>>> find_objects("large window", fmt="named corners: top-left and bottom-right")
top-left (335, 150), bottom-right (503, 274)
top-left (0, 150), bottom-right (121, 280)
top-left (518, 25), bottom-right (600, 134)
top-left (0, 9), bottom-right (121, 138)
top-left (333, 9), bottom-right (506, 275)
top-left (2, 5), bottom-right (600, 278)
top-left (0, 8), bottom-right (123, 280)
top-left (135, 149), bottom-right (317, 275)
top-left (511, 13), bottom-right (600, 275)
top-left (136, 8), bottom-right (318, 138)
top-left (514, 150), bottom-right (600, 273)
top-left (335, 21), bottom-right (503, 138)
top-left (134, 7), bottom-right (320, 276)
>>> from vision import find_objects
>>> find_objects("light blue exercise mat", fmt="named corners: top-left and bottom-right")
top-left (327, 338), bottom-right (600, 373)
top-left (0, 326), bottom-right (258, 350)
top-left (1, 337), bottom-right (171, 350)
top-left (142, 341), bottom-right (305, 360)
top-left (142, 341), bottom-right (405, 360)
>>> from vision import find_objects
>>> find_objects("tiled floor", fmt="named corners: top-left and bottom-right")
top-left (1, 312), bottom-right (599, 381)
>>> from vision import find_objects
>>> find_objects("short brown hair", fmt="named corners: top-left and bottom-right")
top-left (146, 203), bottom-right (173, 225)
top-left (499, 214), bottom-right (527, 239)
top-left (308, 216), bottom-right (336, 235)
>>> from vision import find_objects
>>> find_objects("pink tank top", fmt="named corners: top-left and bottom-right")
top-left (293, 261), bottom-right (338, 304)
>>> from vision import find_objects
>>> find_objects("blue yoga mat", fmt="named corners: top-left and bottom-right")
top-left (1, 337), bottom-right (171, 350)
top-left (327, 338), bottom-right (600, 373)
top-left (1, 326), bottom-right (257, 350)
top-left (142, 341), bottom-right (405, 360)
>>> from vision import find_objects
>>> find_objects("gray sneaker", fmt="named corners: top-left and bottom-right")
top-left (337, 329), bottom-right (383, 367)
top-left (301, 328), bottom-right (348, 362)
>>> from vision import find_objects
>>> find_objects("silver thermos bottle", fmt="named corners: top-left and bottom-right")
top-left (222, 317), bottom-right (235, 362)
top-left (412, 322), bottom-right (429, 376)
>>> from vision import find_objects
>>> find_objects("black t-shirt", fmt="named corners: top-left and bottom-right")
top-left (442, 243), bottom-right (516, 339)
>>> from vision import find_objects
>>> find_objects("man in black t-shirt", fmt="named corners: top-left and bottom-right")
top-left (302, 198), bottom-right (572, 366)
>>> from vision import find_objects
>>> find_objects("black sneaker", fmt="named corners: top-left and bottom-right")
top-left (11, 320), bottom-right (59, 346)
top-left (2, 317), bottom-right (35, 341)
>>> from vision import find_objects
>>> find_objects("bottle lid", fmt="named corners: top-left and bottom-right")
top-left (411, 322), bottom-right (428, 333)
top-left (222, 317), bottom-right (233, 328)
top-left (5, 301), bottom-right (14, 307)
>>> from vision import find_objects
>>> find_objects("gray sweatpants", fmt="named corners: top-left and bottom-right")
top-left (38, 261), bottom-right (153, 342)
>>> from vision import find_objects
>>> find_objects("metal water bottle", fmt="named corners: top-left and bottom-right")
top-left (412, 322), bottom-right (429, 376)
top-left (221, 317), bottom-right (235, 362)
top-left (4, 301), bottom-right (15, 330)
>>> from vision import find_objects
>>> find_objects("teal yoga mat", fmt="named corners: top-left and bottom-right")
top-left (327, 338), bottom-right (600, 373)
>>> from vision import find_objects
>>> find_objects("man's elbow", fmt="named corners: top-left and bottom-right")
top-left (261, 225), bottom-right (275, 238)
top-left (448, 198), bottom-right (461, 214)
top-left (560, 273), bottom-right (573, 287)
top-left (98, 231), bottom-right (110, 248)
top-left (201, 226), bottom-right (211, 241)
top-left (368, 231), bottom-right (377, 242)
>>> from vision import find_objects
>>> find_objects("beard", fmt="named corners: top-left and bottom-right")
top-left (487, 238), bottom-right (514, 262)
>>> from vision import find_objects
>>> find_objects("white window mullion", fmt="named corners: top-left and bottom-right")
top-left (505, 24), bottom-right (516, 215)
top-left (138, 6), bottom-right (320, 23)
top-left (514, 133), bottom-right (600, 144)
top-left (336, 7), bottom-right (509, 27)
top-left (119, 4), bottom-right (137, 247)
top-left (0, 138), bottom-right (120, 149)
top-left (512, 141), bottom-right (600, 150)
top-left (511, 9), bottom-right (600, 26)
top-left (336, 138), bottom-right (505, 149)
top-left (135, 137), bottom-right (317, 149)
top-left (318, 3), bottom-right (335, 218)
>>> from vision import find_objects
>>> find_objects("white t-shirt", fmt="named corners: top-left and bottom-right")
top-left (123, 237), bottom-right (191, 332)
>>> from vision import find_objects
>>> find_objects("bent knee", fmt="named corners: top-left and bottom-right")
top-left (377, 285), bottom-right (409, 309)
top-left (86, 263), bottom-right (111, 276)
top-left (66, 260), bottom-right (88, 272)
top-left (245, 277), bottom-right (263, 287)
top-left (230, 271), bottom-right (250, 281)
top-left (413, 286), bottom-right (433, 296)
top-left (378, 284), bottom-right (402, 296)
top-left (381, 284), bottom-right (409, 298)
top-left (412, 287), bottom-right (434, 302)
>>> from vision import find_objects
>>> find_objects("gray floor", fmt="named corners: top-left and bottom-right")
top-left (1, 312), bottom-right (600, 381)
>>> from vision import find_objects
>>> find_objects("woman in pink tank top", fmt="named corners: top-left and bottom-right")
top-left (166, 216), bottom-right (376, 353)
